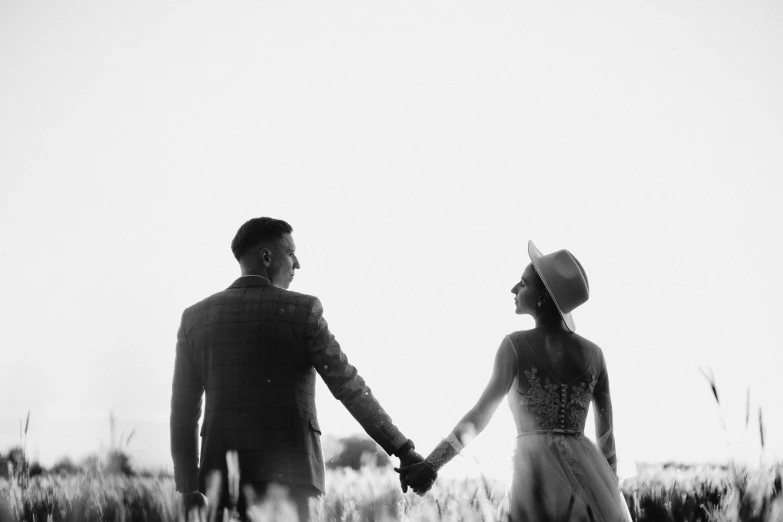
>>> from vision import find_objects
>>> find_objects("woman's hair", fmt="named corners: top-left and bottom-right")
top-left (529, 265), bottom-right (547, 293)
top-left (231, 217), bottom-right (293, 260)
top-left (530, 265), bottom-right (559, 316)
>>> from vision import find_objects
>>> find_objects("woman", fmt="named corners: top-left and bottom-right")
top-left (398, 241), bottom-right (632, 521)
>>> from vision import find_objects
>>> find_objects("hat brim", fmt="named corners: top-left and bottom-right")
top-left (527, 240), bottom-right (576, 332)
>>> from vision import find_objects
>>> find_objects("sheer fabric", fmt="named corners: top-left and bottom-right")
top-left (500, 329), bottom-right (631, 522)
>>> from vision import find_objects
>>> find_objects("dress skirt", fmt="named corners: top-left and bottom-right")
top-left (505, 432), bottom-right (632, 522)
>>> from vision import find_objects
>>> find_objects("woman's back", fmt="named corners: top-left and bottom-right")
top-left (506, 325), bottom-right (605, 435)
top-left (512, 325), bottom-right (597, 382)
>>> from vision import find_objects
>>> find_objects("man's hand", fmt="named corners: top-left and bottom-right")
top-left (394, 448), bottom-right (423, 493)
top-left (394, 448), bottom-right (436, 495)
top-left (395, 460), bottom-right (437, 496)
top-left (182, 491), bottom-right (208, 522)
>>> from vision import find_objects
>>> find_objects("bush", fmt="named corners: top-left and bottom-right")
top-left (50, 456), bottom-right (79, 476)
top-left (0, 446), bottom-right (28, 480)
top-left (28, 461), bottom-right (45, 477)
top-left (325, 435), bottom-right (391, 471)
top-left (104, 449), bottom-right (134, 476)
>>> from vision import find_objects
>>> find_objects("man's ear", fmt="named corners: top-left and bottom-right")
top-left (260, 248), bottom-right (272, 267)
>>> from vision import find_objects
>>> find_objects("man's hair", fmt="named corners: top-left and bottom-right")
top-left (231, 217), bottom-right (293, 261)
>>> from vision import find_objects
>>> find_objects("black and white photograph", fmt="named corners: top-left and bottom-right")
top-left (1, 1), bottom-right (782, 520)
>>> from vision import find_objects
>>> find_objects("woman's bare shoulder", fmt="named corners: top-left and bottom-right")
top-left (570, 333), bottom-right (606, 364)
top-left (570, 331), bottom-right (601, 349)
top-left (508, 328), bottom-right (536, 337)
top-left (506, 328), bottom-right (538, 344)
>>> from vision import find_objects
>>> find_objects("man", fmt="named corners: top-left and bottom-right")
top-left (170, 217), bottom-right (430, 521)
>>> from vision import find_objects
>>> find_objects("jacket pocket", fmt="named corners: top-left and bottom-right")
top-left (308, 417), bottom-right (321, 435)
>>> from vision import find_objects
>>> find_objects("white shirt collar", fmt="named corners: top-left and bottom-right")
top-left (241, 274), bottom-right (271, 282)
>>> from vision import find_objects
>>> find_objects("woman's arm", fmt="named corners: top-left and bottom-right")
top-left (451, 337), bottom-right (517, 444)
top-left (593, 348), bottom-right (617, 476)
top-left (399, 337), bottom-right (517, 492)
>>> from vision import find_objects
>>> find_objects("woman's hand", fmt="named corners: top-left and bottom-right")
top-left (394, 462), bottom-right (437, 496)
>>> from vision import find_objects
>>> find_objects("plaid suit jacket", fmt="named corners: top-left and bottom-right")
top-left (170, 275), bottom-right (408, 494)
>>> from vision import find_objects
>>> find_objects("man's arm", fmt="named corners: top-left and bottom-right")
top-left (170, 310), bottom-right (204, 493)
top-left (303, 297), bottom-right (409, 456)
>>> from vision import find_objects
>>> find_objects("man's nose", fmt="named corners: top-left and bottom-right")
top-left (293, 257), bottom-right (301, 269)
top-left (511, 284), bottom-right (518, 294)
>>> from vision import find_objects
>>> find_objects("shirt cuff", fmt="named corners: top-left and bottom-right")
top-left (392, 438), bottom-right (416, 457)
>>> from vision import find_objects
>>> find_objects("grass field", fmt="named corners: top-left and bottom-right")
top-left (3, 379), bottom-right (780, 521)
top-left (2, 461), bottom-right (782, 521)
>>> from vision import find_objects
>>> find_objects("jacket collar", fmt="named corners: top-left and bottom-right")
top-left (228, 275), bottom-right (272, 289)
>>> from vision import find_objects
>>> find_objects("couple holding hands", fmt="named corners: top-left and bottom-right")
top-left (171, 217), bottom-right (632, 521)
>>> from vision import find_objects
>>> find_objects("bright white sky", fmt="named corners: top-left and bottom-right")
top-left (1, 1), bottom-right (782, 482)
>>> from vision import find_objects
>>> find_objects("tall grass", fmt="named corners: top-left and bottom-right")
top-left (2, 462), bottom-right (782, 522)
top-left (2, 370), bottom-right (781, 521)
top-left (0, 466), bottom-right (507, 522)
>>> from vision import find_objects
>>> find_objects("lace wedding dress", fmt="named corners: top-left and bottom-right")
top-left (501, 329), bottom-right (632, 522)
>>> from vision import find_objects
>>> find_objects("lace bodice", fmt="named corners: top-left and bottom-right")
top-left (505, 330), bottom-right (602, 435)
top-left (517, 366), bottom-right (597, 432)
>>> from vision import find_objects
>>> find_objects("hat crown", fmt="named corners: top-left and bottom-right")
top-left (540, 250), bottom-right (589, 314)
top-left (528, 241), bottom-right (589, 332)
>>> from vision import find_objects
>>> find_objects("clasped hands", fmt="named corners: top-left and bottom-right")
top-left (394, 449), bottom-right (438, 496)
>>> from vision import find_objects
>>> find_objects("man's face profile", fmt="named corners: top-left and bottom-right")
top-left (265, 233), bottom-right (300, 289)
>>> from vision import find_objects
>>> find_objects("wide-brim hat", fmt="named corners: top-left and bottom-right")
top-left (527, 240), bottom-right (590, 332)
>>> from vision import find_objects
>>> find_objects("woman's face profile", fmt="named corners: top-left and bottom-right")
top-left (511, 263), bottom-right (542, 315)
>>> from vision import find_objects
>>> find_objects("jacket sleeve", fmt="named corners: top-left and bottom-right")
top-left (304, 297), bottom-right (408, 456)
top-left (170, 310), bottom-right (204, 493)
